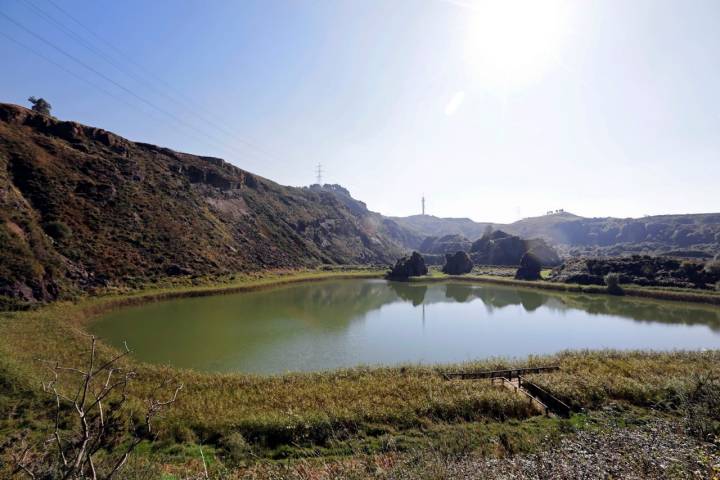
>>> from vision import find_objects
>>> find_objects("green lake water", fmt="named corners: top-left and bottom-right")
top-left (91, 279), bottom-right (720, 374)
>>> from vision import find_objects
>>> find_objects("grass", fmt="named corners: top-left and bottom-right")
top-left (1, 269), bottom-right (719, 477)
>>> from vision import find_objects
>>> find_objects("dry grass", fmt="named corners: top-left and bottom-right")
top-left (2, 270), bottom-right (719, 478)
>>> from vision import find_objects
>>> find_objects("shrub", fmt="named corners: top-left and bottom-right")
top-left (705, 260), bottom-right (720, 276)
top-left (43, 220), bottom-right (71, 241)
top-left (27, 96), bottom-right (52, 116)
top-left (680, 375), bottom-right (720, 441)
top-left (219, 432), bottom-right (253, 463)
top-left (604, 273), bottom-right (623, 295)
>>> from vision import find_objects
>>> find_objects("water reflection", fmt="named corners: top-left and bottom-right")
top-left (92, 279), bottom-right (720, 373)
top-left (387, 281), bottom-right (720, 330)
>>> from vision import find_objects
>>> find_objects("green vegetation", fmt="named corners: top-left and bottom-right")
top-left (1, 270), bottom-right (719, 478)
top-left (27, 96), bottom-right (52, 116)
top-left (604, 272), bottom-right (623, 295)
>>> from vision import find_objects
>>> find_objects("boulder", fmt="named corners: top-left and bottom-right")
top-left (442, 251), bottom-right (473, 275)
top-left (471, 230), bottom-right (561, 267)
top-left (515, 253), bottom-right (542, 280)
top-left (387, 251), bottom-right (428, 279)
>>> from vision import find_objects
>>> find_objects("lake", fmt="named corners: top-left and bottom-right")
top-left (91, 279), bottom-right (720, 374)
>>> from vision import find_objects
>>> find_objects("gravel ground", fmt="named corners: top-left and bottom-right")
top-left (432, 421), bottom-right (719, 480)
top-left (241, 416), bottom-right (719, 480)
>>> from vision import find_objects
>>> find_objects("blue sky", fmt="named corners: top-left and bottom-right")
top-left (1, 0), bottom-right (719, 223)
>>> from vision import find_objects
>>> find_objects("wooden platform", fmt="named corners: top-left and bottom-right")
top-left (441, 366), bottom-right (572, 417)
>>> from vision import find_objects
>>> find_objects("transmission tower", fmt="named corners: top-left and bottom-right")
top-left (422, 195), bottom-right (425, 215)
top-left (316, 163), bottom-right (323, 185)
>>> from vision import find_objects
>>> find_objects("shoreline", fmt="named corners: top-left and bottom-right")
top-left (1, 269), bottom-right (719, 477)
top-left (411, 272), bottom-right (720, 306)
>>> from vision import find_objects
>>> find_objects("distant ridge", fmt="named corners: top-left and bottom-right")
top-left (389, 211), bottom-right (720, 258)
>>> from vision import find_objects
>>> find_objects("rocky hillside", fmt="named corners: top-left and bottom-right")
top-left (389, 212), bottom-right (720, 258)
top-left (0, 103), bottom-right (407, 305)
top-left (508, 212), bottom-right (720, 258)
top-left (387, 215), bottom-right (494, 246)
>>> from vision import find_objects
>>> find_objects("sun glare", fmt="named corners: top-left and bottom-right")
top-left (464, 0), bottom-right (570, 89)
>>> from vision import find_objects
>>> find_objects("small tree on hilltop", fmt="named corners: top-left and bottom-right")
top-left (28, 96), bottom-right (52, 116)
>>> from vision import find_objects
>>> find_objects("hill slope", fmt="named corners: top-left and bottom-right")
top-left (0, 103), bottom-right (406, 304)
top-left (388, 212), bottom-right (720, 258)
top-left (388, 215), bottom-right (494, 245)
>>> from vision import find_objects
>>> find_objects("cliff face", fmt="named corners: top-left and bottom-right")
top-left (0, 103), bottom-right (404, 305)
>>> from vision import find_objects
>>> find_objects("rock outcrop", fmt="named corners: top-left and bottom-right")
top-left (470, 230), bottom-right (561, 267)
top-left (515, 253), bottom-right (542, 280)
top-left (442, 251), bottom-right (473, 275)
top-left (387, 252), bottom-right (428, 279)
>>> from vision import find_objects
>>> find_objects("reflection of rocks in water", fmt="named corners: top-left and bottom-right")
top-left (475, 288), bottom-right (523, 310)
top-left (444, 283), bottom-right (475, 303)
top-left (518, 290), bottom-right (546, 312)
top-left (387, 281), bottom-right (428, 306)
top-left (473, 287), bottom-right (549, 312)
top-left (284, 280), bottom-right (720, 332)
top-left (276, 281), bottom-right (398, 329)
top-left (554, 293), bottom-right (720, 331)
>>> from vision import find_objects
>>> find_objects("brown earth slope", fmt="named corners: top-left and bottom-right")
top-left (0, 103), bottom-right (406, 305)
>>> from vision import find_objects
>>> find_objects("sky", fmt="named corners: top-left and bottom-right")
top-left (1, 0), bottom-right (719, 223)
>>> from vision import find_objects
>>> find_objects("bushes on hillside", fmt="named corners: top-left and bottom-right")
top-left (43, 220), bottom-right (72, 241)
top-left (705, 261), bottom-right (720, 276)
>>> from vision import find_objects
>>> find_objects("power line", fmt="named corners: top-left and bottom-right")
top-left (32, 0), bottom-right (285, 165)
top-left (0, 30), bottom-right (251, 159)
top-left (0, 10), bottom-right (257, 160)
top-left (0, 30), bottom-right (141, 113)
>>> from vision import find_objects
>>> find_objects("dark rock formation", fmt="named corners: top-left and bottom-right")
top-left (442, 251), bottom-right (473, 275)
top-left (515, 253), bottom-right (542, 280)
top-left (387, 252), bottom-right (428, 279)
top-left (470, 230), bottom-right (561, 267)
top-left (549, 255), bottom-right (720, 290)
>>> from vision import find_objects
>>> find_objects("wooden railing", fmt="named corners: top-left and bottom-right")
top-left (518, 376), bottom-right (572, 417)
top-left (441, 365), bottom-right (560, 381)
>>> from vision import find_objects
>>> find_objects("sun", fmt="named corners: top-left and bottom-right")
top-left (463, 0), bottom-right (570, 90)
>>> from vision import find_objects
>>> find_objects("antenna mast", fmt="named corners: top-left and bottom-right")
top-left (422, 195), bottom-right (425, 215)
top-left (316, 163), bottom-right (323, 185)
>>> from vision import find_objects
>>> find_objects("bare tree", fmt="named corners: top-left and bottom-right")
top-left (14, 335), bottom-right (182, 479)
